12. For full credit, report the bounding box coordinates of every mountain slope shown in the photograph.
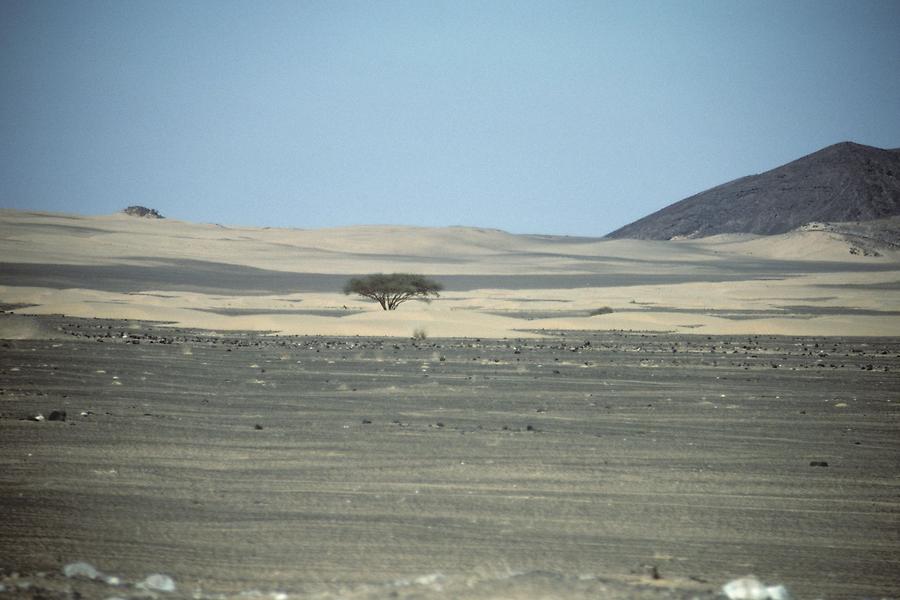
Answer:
[606,142,900,240]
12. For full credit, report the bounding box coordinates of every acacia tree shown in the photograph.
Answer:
[343,273,443,311]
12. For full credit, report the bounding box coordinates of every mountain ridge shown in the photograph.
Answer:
[605,141,900,240]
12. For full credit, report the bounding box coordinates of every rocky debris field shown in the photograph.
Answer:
[1,315,899,599]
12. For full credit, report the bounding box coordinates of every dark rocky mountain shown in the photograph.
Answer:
[605,142,900,240]
[122,205,164,218]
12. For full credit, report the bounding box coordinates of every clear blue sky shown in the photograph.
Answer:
[2,1,899,236]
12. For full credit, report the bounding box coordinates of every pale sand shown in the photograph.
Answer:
[2,209,899,338]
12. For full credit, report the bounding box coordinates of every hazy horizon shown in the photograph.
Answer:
[2,0,899,237]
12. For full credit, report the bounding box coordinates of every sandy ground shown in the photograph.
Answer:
[1,209,899,338]
[1,316,899,599]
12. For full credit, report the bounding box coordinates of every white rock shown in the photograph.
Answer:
[63,562,100,579]
[767,584,792,600]
[722,576,770,600]
[140,573,176,592]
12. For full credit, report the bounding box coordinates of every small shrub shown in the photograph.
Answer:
[588,306,614,316]
[412,327,428,340]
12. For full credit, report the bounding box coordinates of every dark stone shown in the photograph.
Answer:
[645,564,661,580]
[122,205,164,219]
[48,410,66,422]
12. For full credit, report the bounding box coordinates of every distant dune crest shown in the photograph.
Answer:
[606,141,900,240]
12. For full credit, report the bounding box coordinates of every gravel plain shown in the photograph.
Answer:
[1,315,899,599]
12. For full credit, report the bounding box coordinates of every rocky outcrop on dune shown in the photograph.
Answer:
[606,142,900,240]
[122,205,164,218]
[800,216,900,257]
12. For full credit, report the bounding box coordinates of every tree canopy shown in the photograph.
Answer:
[343,273,443,311]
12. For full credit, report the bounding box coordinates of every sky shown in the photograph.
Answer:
[1,1,899,237]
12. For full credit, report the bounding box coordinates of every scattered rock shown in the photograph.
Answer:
[809,461,829,467]
[642,564,661,580]
[723,577,763,599]
[48,410,66,422]
[254,424,264,430]
[139,573,176,592]
[722,575,789,600]
[766,584,792,600]
[62,561,100,579]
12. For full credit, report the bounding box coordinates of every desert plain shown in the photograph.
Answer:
[1,210,900,599]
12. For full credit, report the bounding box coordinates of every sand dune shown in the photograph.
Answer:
[2,209,899,337]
